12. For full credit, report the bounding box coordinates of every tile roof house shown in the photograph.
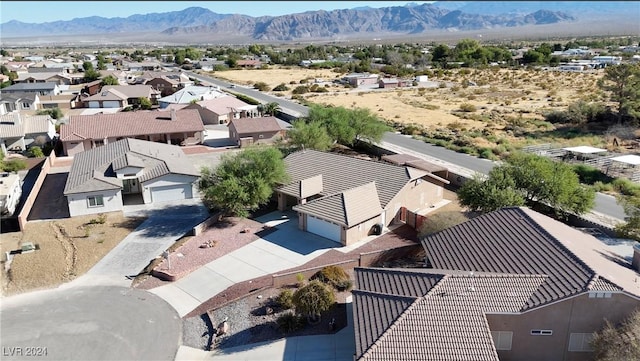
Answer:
[60,109,204,156]
[184,96,259,125]
[0,113,56,153]
[63,138,199,217]
[352,207,640,361]
[82,85,161,109]
[227,116,286,147]
[0,92,40,114]
[158,86,225,109]
[277,150,449,245]
[0,172,22,216]
[1,82,61,96]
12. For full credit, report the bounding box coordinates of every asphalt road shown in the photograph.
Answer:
[1,286,181,361]
[188,71,627,221]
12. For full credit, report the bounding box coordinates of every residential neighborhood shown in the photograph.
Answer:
[1,4,640,361]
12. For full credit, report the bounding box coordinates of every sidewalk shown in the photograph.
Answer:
[175,296,355,361]
[150,211,338,317]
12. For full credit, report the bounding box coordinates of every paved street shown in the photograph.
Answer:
[1,286,181,361]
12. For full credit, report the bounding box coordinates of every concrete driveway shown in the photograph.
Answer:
[1,286,181,361]
[150,211,338,317]
[75,198,210,287]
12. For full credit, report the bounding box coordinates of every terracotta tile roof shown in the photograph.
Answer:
[229,116,283,135]
[293,182,382,227]
[60,109,204,141]
[353,267,547,361]
[64,138,198,195]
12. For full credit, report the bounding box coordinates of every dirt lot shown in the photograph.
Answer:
[205,66,612,149]
[0,212,143,296]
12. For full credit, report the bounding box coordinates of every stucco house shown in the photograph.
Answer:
[158,86,226,109]
[63,138,199,217]
[1,82,60,96]
[0,172,22,216]
[0,113,56,153]
[185,96,259,125]
[352,207,640,361]
[0,93,40,114]
[276,150,449,245]
[227,116,286,147]
[60,109,204,156]
[82,85,160,108]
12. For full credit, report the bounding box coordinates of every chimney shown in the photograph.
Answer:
[632,244,640,272]
[170,108,177,121]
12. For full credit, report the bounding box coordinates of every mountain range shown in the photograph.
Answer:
[1,2,638,43]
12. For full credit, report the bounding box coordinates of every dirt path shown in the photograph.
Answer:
[51,222,78,281]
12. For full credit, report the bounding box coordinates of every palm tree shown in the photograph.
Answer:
[259,102,281,116]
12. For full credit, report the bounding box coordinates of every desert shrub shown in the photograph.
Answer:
[275,289,294,310]
[272,83,289,92]
[314,265,352,291]
[295,273,306,287]
[459,103,477,112]
[292,86,310,95]
[88,213,107,225]
[593,181,614,193]
[277,312,304,333]
[253,82,270,91]
[292,280,336,321]
[401,124,423,136]
[479,148,497,160]
[28,147,44,158]
[438,82,447,88]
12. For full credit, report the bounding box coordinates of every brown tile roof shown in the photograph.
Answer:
[280,150,426,209]
[421,207,640,309]
[60,109,204,142]
[229,116,283,135]
[197,96,257,115]
[293,182,382,227]
[64,138,198,195]
[353,267,547,361]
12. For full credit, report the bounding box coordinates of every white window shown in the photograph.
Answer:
[491,331,513,351]
[531,329,553,336]
[568,333,594,352]
[88,195,104,207]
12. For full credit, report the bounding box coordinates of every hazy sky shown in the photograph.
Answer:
[1,1,435,23]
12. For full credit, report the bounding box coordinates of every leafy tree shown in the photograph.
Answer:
[292,280,335,323]
[616,194,640,241]
[198,147,289,217]
[101,75,119,86]
[305,105,389,146]
[287,120,333,151]
[591,309,640,361]
[458,153,595,215]
[138,97,152,110]
[28,147,44,158]
[597,63,640,122]
[82,61,100,82]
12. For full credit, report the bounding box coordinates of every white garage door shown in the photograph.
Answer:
[150,184,192,203]
[307,216,341,243]
[103,101,121,108]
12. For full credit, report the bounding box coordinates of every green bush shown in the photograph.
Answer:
[592,181,614,193]
[459,103,477,112]
[28,147,44,158]
[612,178,640,197]
[572,164,613,185]
[275,289,294,310]
[277,312,304,333]
[253,82,270,91]
[314,265,352,291]
[1,159,27,172]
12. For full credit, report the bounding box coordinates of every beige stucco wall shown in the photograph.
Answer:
[487,292,640,361]
[385,177,445,225]
[64,139,90,156]
[344,214,383,246]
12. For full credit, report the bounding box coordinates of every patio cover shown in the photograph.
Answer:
[562,146,607,154]
[610,154,640,166]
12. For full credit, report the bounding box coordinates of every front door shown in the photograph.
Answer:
[123,179,141,194]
